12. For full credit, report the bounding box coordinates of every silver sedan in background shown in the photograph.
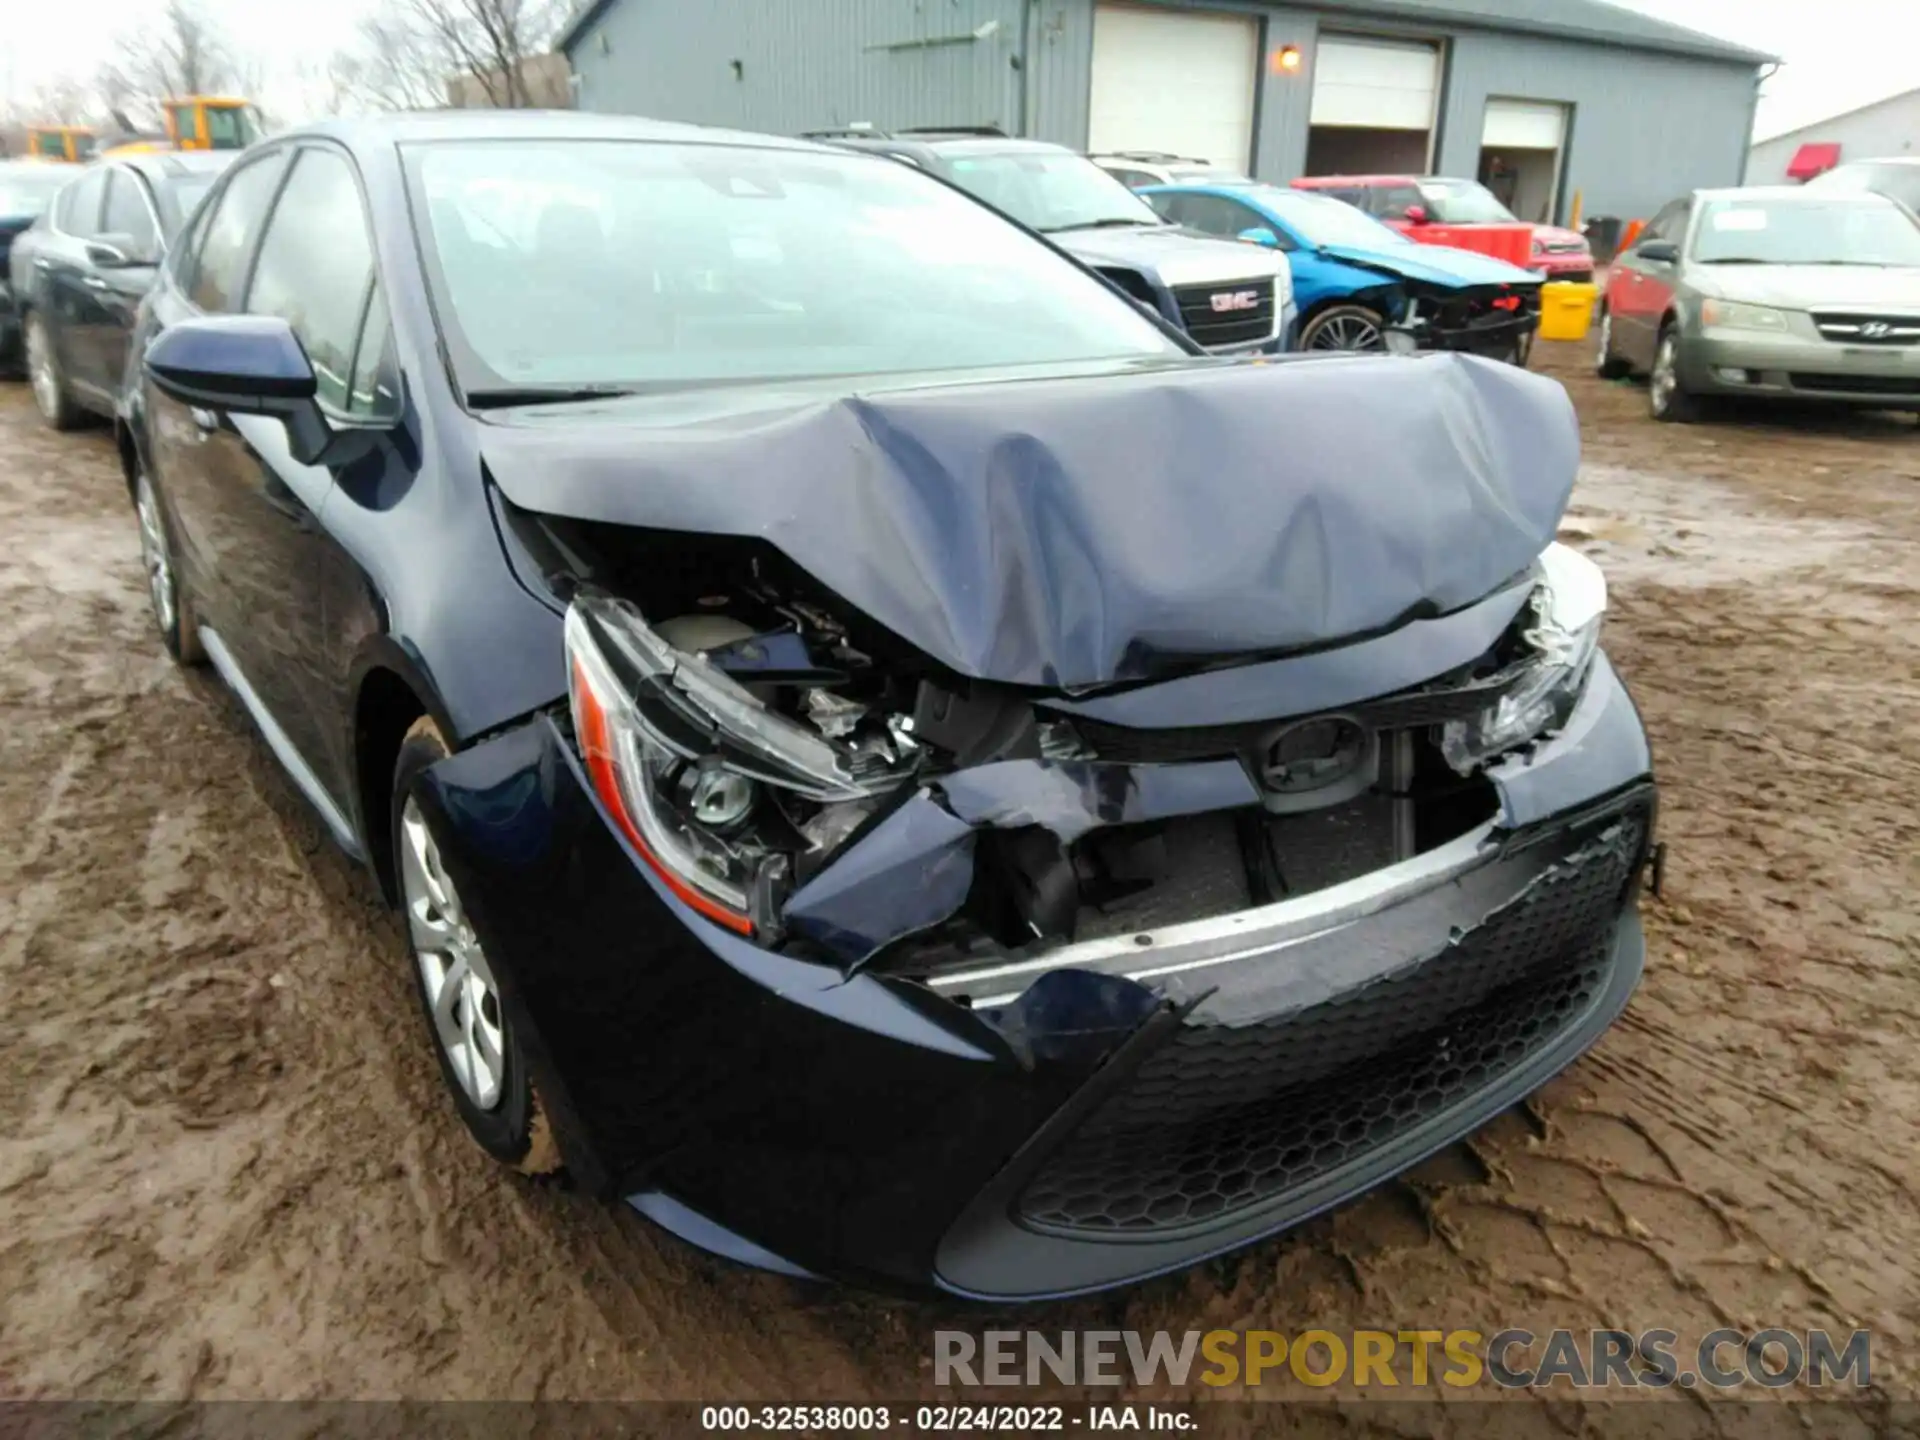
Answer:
[1597,186,1920,423]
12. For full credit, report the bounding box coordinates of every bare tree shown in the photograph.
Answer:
[92,0,247,130]
[330,0,571,112]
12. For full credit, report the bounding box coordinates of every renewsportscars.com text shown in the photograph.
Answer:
[933,1328,1871,1390]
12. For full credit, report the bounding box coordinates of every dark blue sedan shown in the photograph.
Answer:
[1144,181,1545,360]
[119,112,1654,1299]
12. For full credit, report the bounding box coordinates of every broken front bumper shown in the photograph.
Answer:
[413,654,1654,1299]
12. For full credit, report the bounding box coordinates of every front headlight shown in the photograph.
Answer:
[1700,299,1791,333]
[566,594,915,936]
[1440,543,1606,774]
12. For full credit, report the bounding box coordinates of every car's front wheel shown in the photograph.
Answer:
[1300,304,1387,353]
[394,716,562,1176]
[1594,306,1632,379]
[134,465,203,665]
[1649,327,1703,423]
[25,313,81,431]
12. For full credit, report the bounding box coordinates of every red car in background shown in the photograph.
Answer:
[1292,175,1594,282]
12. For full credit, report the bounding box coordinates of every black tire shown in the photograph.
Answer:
[134,462,205,666]
[1594,304,1632,380]
[393,716,562,1176]
[1649,326,1704,423]
[1300,304,1388,353]
[24,312,82,432]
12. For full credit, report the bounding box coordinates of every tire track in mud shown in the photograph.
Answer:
[0,352,1915,1410]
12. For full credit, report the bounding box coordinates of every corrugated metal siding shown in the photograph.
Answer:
[566,0,1758,223]
[570,0,1025,134]
[1436,30,1757,221]
[1747,91,1920,185]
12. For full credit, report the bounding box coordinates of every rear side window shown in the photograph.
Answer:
[188,151,291,313]
[244,147,377,412]
[1375,184,1423,219]
[102,171,159,257]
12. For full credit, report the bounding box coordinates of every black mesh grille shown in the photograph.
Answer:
[1015,812,1643,1235]
[1173,279,1276,349]
[1790,373,1920,397]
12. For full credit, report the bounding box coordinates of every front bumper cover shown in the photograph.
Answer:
[414,654,1654,1297]
[1683,328,1920,404]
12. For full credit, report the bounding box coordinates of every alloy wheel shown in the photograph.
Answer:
[1651,335,1677,416]
[400,797,506,1111]
[1307,313,1384,352]
[134,472,177,638]
[26,319,59,421]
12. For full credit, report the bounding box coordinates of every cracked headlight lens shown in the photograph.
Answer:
[1440,543,1606,774]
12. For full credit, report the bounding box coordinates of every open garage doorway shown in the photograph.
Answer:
[1478,99,1570,224]
[1305,35,1440,176]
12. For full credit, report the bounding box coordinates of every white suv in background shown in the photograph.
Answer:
[1090,151,1250,190]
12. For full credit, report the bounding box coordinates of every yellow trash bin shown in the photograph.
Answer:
[1537,281,1598,342]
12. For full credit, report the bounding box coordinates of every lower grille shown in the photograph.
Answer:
[1015,811,1644,1235]
[1812,314,1920,346]
[1174,279,1276,349]
[1790,372,1920,397]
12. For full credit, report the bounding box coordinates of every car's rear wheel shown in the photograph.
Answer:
[25,313,81,432]
[1301,304,1387,353]
[1594,306,1632,379]
[394,716,561,1176]
[135,465,203,665]
[1649,327,1702,423]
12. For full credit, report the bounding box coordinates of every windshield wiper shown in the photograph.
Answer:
[1040,217,1159,232]
[466,384,637,410]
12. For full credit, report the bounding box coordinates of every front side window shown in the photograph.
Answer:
[940,149,1163,233]
[407,140,1183,397]
[188,151,291,313]
[1691,197,1920,266]
[245,147,376,410]
[102,171,160,257]
[1375,184,1425,219]
[348,283,399,419]
[58,169,109,237]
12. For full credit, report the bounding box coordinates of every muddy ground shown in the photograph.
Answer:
[1,343,1916,1419]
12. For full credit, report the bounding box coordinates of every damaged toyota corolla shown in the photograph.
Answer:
[122,112,1656,1300]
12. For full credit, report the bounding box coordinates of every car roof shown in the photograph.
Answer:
[111,150,235,183]
[1831,156,1920,168]
[282,109,842,157]
[1694,184,1899,203]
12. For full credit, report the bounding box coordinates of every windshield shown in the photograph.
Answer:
[942,149,1163,233]
[1255,190,1409,250]
[1692,197,1920,266]
[407,140,1183,395]
[1419,180,1518,224]
[0,166,71,219]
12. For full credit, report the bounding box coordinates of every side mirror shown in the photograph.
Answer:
[86,233,154,268]
[144,315,335,465]
[1636,239,1679,264]
[1403,204,1431,225]
[1237,226,1281,248]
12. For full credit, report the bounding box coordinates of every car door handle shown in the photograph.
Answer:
[83,276,109,291]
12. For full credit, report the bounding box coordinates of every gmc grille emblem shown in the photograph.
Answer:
[1860,321,1892,339]
[1211,289,1260,313]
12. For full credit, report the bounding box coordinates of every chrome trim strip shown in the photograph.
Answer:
[199,626,365,861]
[925,820,1499,1007]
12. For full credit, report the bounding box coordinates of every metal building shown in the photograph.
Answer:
[558,0,1771,224]
[1746,87,1920,186]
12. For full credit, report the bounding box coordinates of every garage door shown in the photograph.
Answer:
[1483,99,1566,150]
[1309,36,1440,131]
[1088,3,1258,170]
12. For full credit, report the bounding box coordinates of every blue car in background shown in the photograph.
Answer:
[1144,182,1543,362]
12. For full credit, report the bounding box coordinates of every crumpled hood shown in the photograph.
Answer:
[481,353,1577,690]
[1320,241,1540,288]
[1051,223,1290,289]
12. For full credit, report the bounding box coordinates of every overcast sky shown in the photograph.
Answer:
[0,0,1906,141]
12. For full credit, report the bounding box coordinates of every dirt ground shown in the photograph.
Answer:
[1,342,1916,1417]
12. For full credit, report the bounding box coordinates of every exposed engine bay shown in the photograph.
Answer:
[508,507,1608,976]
